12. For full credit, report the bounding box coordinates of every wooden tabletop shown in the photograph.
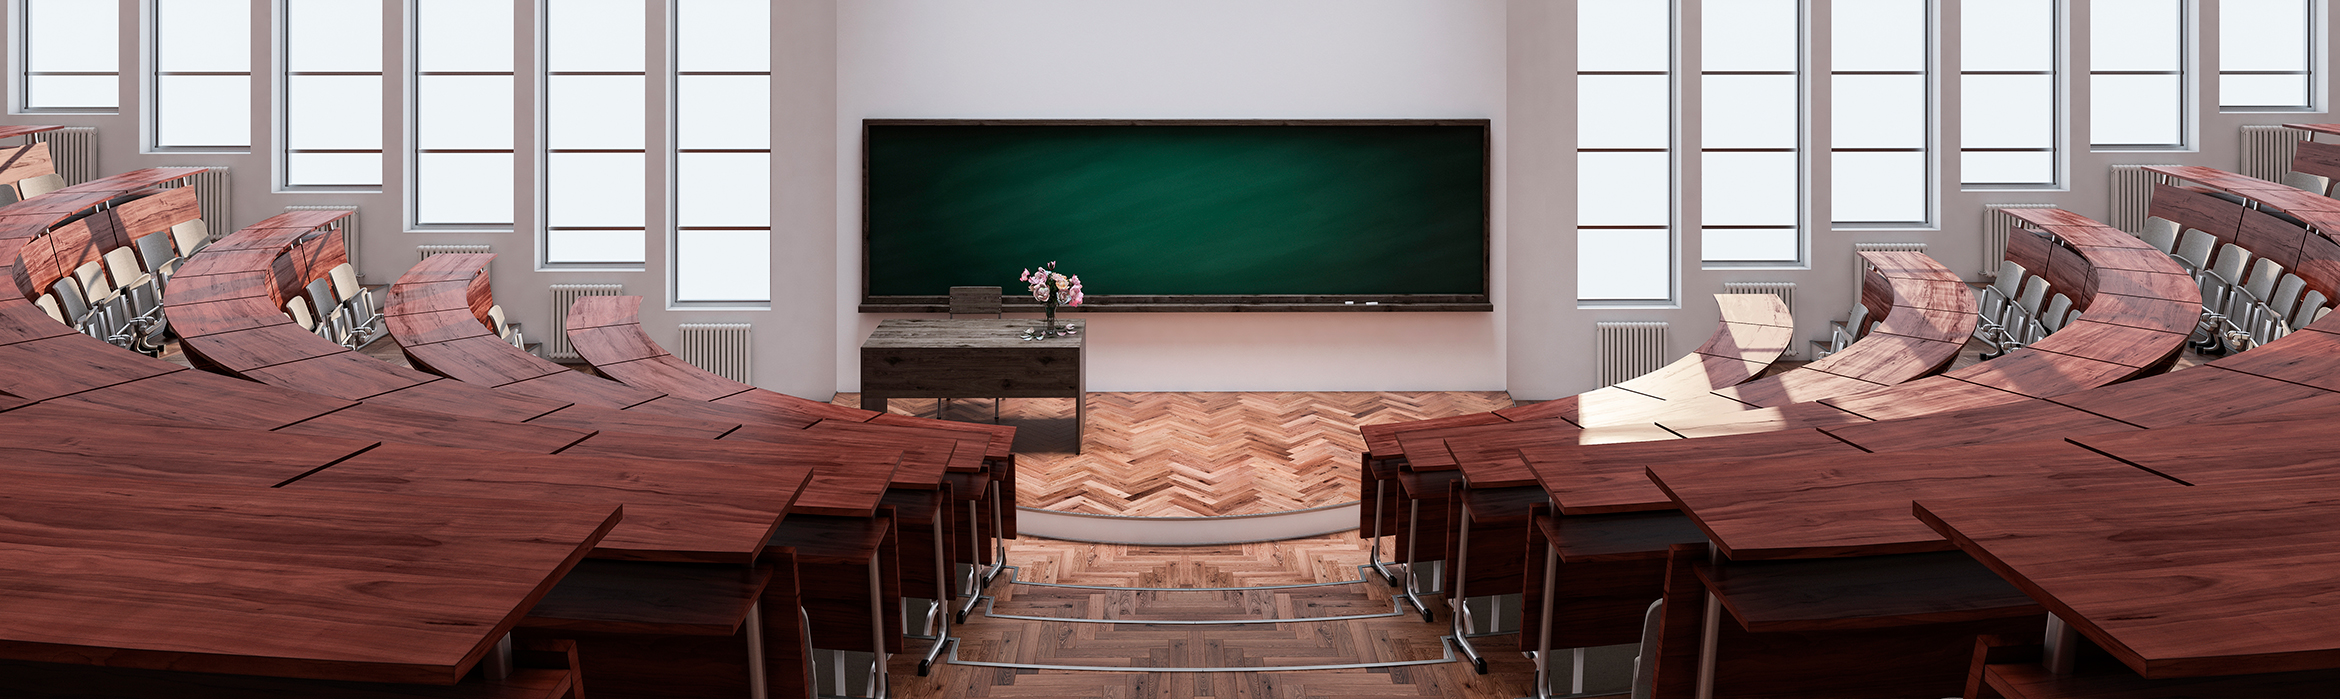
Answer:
[1526,429,1862,515]
[0,125,65,140]
[0,469,617,685]
[2285,123,2340,137]
[1916,481,2340,679]
[864,318,1085,349]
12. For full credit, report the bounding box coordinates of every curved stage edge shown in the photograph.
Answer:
[1016,501,1361,545]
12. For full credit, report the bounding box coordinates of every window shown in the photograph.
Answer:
[412,0,513,227]
[2090,0,2185,148]
[673,0,770,302]
[2220,0,2314,110]
[1702,0,1800,264]
[151,0,249,149]
[1577,0,1673,302]
[543,0,646,265]
[1832,0,1930,226]
[1961,0,2059,186]
[283,0,381,187]
[18,0,117,111]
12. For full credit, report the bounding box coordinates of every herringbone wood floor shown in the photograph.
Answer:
[886,531,1540,699]
[832,391,1514,517]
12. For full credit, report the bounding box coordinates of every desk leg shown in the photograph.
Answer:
[744,602,768,699]
[2043,613,2078,676]
[868,556,890,699]
[1074,392,1085,455]
[1532,544,1558,699]
[918,513,950,676]
[483,632,514,681]
[1695,592,1721,699]
[1450,505,1487,674]
[861,393,889,414]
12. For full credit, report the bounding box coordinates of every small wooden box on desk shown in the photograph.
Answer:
[861,318,1084,452]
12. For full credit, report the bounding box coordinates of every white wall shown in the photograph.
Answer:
[836,0,1510,392]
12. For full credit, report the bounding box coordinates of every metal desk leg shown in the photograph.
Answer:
[1694,592,1721,699]
[2044,613,2078,676]
[918,514,951,676]
[868,556,890,699]
[1399,494,1435,621]
[1365,477,1402,586]
[744,602,768,699]
[1532,544,1558,699]
[481,632,513,681]
[1450,505,1487,673]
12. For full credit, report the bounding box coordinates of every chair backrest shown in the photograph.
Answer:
[32,293,65,324]
[2015,275,2051,314]
[487,304,509,335]
[2293,290,2329,330]
[1846,302,1871,338]
[2137,216,2181,253]
[328,263,363,302]
[133,231,177,274]
[1992,261,2026,299]
[2042,293,2074,332]
[305,278,338,318]
[2172,229,2218,272]
[948,285,1003,318]
[2269,274,2310,321]
[1630,599,1663,699]
[2243,258,2285,301]
[51,282,88,321]
[16,173,64,198]
[2208,243,2253,285]
[2283,170,2333,197]
[170,219,211,257]
[73,260,112,299]
[285,296,316,330]
[102,247,146,288]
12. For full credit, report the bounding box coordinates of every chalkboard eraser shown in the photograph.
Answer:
[1365,301,1379,305]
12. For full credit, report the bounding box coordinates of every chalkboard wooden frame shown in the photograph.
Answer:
[858,119,1492,313]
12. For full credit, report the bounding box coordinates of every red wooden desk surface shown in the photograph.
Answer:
[1916,481,2340,679]
[1525,429,1862,515]
[0,469,616,685]
[1650,440,2180,560]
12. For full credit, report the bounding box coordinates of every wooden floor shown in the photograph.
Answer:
[833,391,1515,517]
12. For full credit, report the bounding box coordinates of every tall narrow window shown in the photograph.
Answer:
[1961,0,2059,186]
[152,0,249,149]
[20,0,117,111]
[1701,0,1801,264]
[2090,0,2185,148]
[1833,0,1930,225]
[674,0,770,302]
[284,0,382,187]
[543,0,646,265]
[413,0,513,226]
[1577,0,1673,302]
[2220,0,2314,110]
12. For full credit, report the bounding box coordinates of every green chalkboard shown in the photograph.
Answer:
[862,120,1488,311]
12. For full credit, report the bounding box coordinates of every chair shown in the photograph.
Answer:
[2291,290,2329,331]
[2038,293,2074,338]
[2284,170,2333,197]
[487,304,523,348]
[2136,216,2181,253]
[104,247,157,320]
[51,281,92,334]
[285,296,322,337]
[16,173,64,199]
[305,278,347,345]
[2229,259,2286,342]
[328,263,378,345]
[1629,599,1662,699]
[72,260,128,343]
[1975,262,2026,342]
[1830,303,1871,354]
[33,292,66,324]
[2195,244,2254,348]
[170,219,211,258]
[2170,229,2217,276]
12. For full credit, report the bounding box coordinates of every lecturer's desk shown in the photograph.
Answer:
[862,318,1085,452]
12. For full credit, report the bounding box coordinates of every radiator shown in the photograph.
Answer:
[284,205,359,280]
[418,244,491,260]
[160,167,232,238]
[547,283,624,361]
[677,323,753,385]
[1852,242,1929,306]
[27,126,97,184]
[2240,124,2314,182]
[1721,282,1797,358]
[1595,321,1668,387]
[2106,164,2178,234]
[1978,204,2056,278]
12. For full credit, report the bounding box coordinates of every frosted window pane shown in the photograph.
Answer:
[1702,75,1798,149]
[1833,75,1925,149]
[1578,152,1670,227]
[287,76,382,150]
[156,76,249,147]
[548,0,645,72]
[1961,75,2054,148]
[678,154,770,228]
[1833,152,1927,223]
[677,230,772,301]
[678,0,771,72]
[156,0,248,72]
[288,154,383,187]
[1834,0,1925,72]
[547,153,644,227]
[1703,0,1797,71]
[416,76,514,150]
[288,0,382,72]
[25,0,116,72]
[1578,230,1670,300]
[1701,152,1797,226]
[1577,75,1670,149]
[2221,74,2310,108]
[1701,228,1798,263]
[547,230,645,264]
[2090,75,2182,146]
[25,77,116,110]
[1580,0,1671,72]
[417,0,513,72]
[2222,0,2309,71]
[1963,151,2055,185]
[1963,0,2053,72]
[548,76,645,150]
[416,153,513,224]
[2090,0,2180,71]
[678,77,771,149]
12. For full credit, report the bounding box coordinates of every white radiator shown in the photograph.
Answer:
[1852,242,1929,306]
[1979,204,2056,278]
[160,167,232,238]
[2240,124,2314,182]
[27,126,97,184]
[2106,164,2178,234]
[1721,282,1797,358]
[547,283,624,361]
[417,244,491,260]
[284,205,359,280]
[678,323,753,385]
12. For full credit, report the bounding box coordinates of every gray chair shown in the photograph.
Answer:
[2170,229,2217,276]
[15,173,64,199]
[2283,170,2333,197]
[327,263,378,346]
[305,277,347,345]
[2136,216,2181,253]
[2291,290,2329,332]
